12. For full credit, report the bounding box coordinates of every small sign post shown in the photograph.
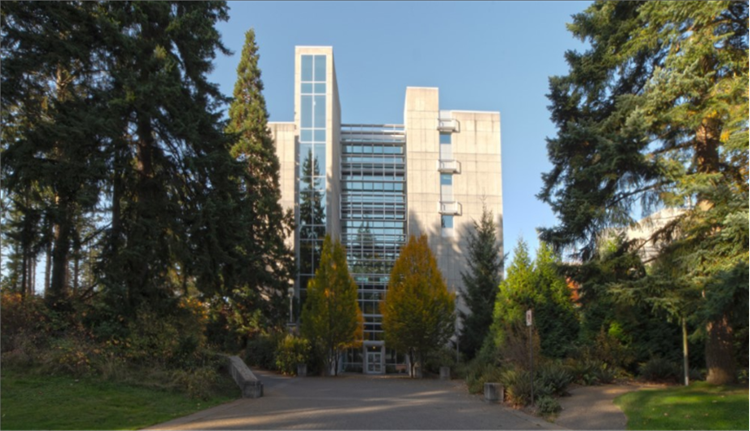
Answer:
[526,309,534,406]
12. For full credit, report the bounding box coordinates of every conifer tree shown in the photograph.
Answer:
[532,243,579,358]
[490,240,579,363]
[223,28,295,329]
[301,235,363,376]
[1,1,111,306]
[490,239,537,354]
[382,235,455,377]
[458,205,504,359]
[539,0,748,384]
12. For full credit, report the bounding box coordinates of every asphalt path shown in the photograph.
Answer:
[148,370,563,430]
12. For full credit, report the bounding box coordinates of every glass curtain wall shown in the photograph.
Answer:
[298,55,327,299]
[340,124,407,372]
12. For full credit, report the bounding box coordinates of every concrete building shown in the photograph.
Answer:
[270,46,503,374]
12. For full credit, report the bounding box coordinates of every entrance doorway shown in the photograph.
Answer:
[364,344,384,374]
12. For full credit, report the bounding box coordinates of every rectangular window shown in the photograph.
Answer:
[441,173,453,201]
[440,133,452,160]
[313,95,326,128]
[299,144,312,178]
[301,55,313,82]
[314,129,326,143]
[314,144,326,175]
[301,95,313,128]
[441,215,454,229]
[314,55,326,81]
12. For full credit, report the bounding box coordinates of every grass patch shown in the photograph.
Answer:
[614,381,749,430]
[1,367,238,430]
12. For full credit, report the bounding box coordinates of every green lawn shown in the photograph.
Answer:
[614,381,749,430]
[0,368,237,430]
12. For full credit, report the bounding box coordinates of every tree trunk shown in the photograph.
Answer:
[49,197,71,307]
[44,241,52,296]
[696,117,736,385]
[29,256,36,296]
[73,253,80,292]
[705,315,736,385]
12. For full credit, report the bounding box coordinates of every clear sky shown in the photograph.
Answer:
[209,1,591,264]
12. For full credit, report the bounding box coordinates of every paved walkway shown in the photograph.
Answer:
[554,383,641,430]
[149,370,563,430]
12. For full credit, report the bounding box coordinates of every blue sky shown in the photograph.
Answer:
[209,1,591,264]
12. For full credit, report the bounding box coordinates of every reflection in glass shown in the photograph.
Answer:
[314,55,326,81]
[314,129,326,142]
[314,95,326,128]
[301,55,313,81]
[301,95,313,128]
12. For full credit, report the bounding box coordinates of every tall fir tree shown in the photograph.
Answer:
[458,205,504,359]
[300,235,363,376]
[96,1,240,319]
[223,28,295,331]
[1,1,110,306]
[382,235,455,377]
[539,0,748,384]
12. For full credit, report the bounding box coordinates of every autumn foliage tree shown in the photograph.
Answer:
[300,235,363,376]
[382,235,455,377]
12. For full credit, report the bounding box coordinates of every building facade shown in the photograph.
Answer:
[269,46,503,374]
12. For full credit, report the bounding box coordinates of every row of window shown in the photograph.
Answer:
[343,174,404,182]
[343,182,404,192]
[341,154,406,165]
[343,145,403,155]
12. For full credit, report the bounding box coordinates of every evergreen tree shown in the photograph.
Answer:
[97,1,237,318]
[490,239,579,363]
[458,205,504,359]
[490,239,537,356]
[539,0,748,384]
[382,235,455,377]
[532,243,579,359]
[300,235,363,376]
[2,1,110,306]
[223,29,295,331]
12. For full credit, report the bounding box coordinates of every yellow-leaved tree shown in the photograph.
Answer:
[382,235,455,377]
[301,235,363,376]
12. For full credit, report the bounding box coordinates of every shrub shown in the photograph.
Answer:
[39,333,101,377]
[536,395,562,415]
[595,362,617,384]
[275,335,310,375]
[639,356,680,382]
[499,366,552,406]
[565,358,618,385]
[536,360,574,396]
[245,332,282,370]
[170,366,220,400]
[425,346,459,374]
[465,358,505,394]
[1,293,52,355]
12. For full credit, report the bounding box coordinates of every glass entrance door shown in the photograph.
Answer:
[365,346,384,374]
